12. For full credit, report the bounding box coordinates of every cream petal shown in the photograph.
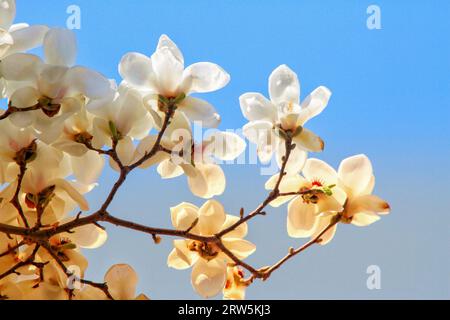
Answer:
[222,238,256,259]
[302,158,338,185]
[203,131,246,161]
[9,25,49,54]
[64,222,107,249]
[346,194,390,217]
[242,120,275,163]
[191,258,227,298]
[182,62,230,94]
[118,52,156,90]
[0,53,42,81]
[9,86,39,108]
[115,136,136,167]
[312,215,337,245]
[338,154,373,196]
[198,199,226,235]
[351,212,381,227]
[0,0,15,30]
[276,142,308,175]
[239,92,277,122]
[157,159,184,179]
[187,164,225,199]
[178,96,221,128]
[52,178,89,211]
[293,127,324,152]
[269,64,300,104]
[220,215,248,239]
[71,150,105,185]
[64,66,113,99]
[167,239,198,270]
[104,264,138,300]
[265,174,304,207]
[297,86,332,125]
[287,197,319,238]
[170,202,199,231]
[43,28,77,67]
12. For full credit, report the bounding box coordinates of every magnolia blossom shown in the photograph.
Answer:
[0,0,48,60]
[276,155,390,244]
[0,29,112,142]
[119,34,229,128]
[223,266,247,300]
[167,200,256,298]
[241,64,331,174]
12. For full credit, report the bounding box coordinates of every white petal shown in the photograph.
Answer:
[191,258,227,298]
[293,127,324,152]
[118,52,156,90]
[220,215,248,239]
[115,136,136,167]
[242,120,275,163]
[170,202,199,231]
[183,62,230,94]
[9,25,49,54]
[9,86,39,108]
[338,154,373,196]
[0,0,15,30]
[269,64,300,104]
[312,215,337,245]
[104,264,138,300]
[347,194,390,217]
[239,92,277,122]
[178,96,221,128]
[303,158,338,185]
[0,53,42,81]
[265,174,304,207]
[151,44,184,96]
[64,66,113,99]
[43,28,77,67]
[297,86,332,125]
[71,150,105,185]
[351,212,381,227]
[203,131,246,161]
[198,199,226,235]
[187,164,225,199]
[287,197,319,238]
[157,34,184,65]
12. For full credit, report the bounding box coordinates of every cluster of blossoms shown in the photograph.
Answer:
[0,0,389,300]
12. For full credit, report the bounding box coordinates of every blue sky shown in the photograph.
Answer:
[16,0,450,299]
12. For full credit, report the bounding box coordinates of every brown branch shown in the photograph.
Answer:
[0,244,40,281]
[0,240,25,258]
[10,163,29,228]
[0,103,42,121]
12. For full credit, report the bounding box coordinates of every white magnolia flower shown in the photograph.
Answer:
[88,84,153,150]
[282,155,390,245]
[241,64,331,174]
[0,0,48,60]
[119,34,229,128]
[223,266,247,300]
[167,200,256,298]
[0,29,113,142]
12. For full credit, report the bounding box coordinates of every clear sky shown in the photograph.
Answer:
[16,0,450,299]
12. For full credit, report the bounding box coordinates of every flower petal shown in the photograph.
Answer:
[168,239,198,270]
[151,43,184,96]
[64,223,107,249]
[222,238,256,259]
[293,127,324,152]
[53,178,89,211]
[0,53,42,81]
[64,66,113,99]
[183,62,230,93]
[198,199,226,235]
[265,173,304,207]
[203,131,246,161]
[287,197,319,238]
[104,264,138,300]
[338,154,373,196]
[43,28,77,67]
[9,25,49,54]
[220,215,248,239]
[71,150,105,185]
[119,52,156,90]
[269,64,300,104]
[170,202,199,230]
[297,86,332,125]
[187,164,225,199]
[157,159,184,179]
[0,0,15,30]
[312,215,337,245]
[242,120,275,163]
[178,96,221,128]
[239,92,277,122]
[191,258,227,298]
[302,158,338,185]
[276,142,308,175]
